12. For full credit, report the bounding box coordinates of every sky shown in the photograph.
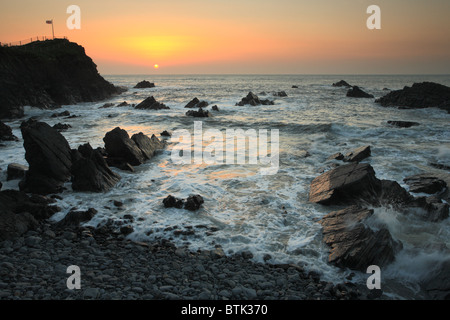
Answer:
[1,0,449,75]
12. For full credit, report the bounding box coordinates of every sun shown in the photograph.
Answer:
[154,64,159,69]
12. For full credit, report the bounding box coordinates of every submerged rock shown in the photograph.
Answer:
[273,91,288,97]
[186,108,211,117]
[133,80,155,89]
[375,82,450,113]
[52,123,72,132]
[135,96,169,110]
[346,86,374,98]
[319,206,402,271]
[19,119,72,195]
[211,105,219,111]
[387,121,420,128]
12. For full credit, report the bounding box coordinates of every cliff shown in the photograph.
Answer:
[0,39,123,119]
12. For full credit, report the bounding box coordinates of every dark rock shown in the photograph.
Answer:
[319,206,401,271]
[135,96,169,110]
[133,80,155,89]
[333,80,352,88]
[236,92,274,106]
[184,195,204,211]
[0,190,60,240]
[160,130,171,137]
[429,163,450,171]
[343,145,371,162]
[51,111,71,118]
[273,91,288,97]
[186,108,211,117]
[422,196,449,222]
[103,127,146,166]
[99,103,115,109]
[105,158,135,172]
[120,225,134,235]
[55,208,97,228]
[422,260,450,299]
[52,123,72,131]
[163,195,184,209]
[0,39,121,120]
[0,181,2,191]
[327,152,344,161]
[211,105,219,111]
[185,97,209,109]
[0,121,18,141]
[404,174,447,194]
[375,82,450,113]
[346,86,374,98]
[71,143,121,192]
[19,119,72,195]
[387,121,420,128]
[113,200,123,207]
[6,163,28,181]
[309,163,382,206]
[131,132,164,160]
[117,101,129,107]
[292,85,299,88]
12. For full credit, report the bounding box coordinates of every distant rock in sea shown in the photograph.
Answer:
[332,80,352,88]
[346,86,374,98]
[134,80,155,89]
[0,39,124,119]
[236,92,274,106]
[186,108,211,117]
[375,82,450,113]
[387,121,420,128]
[185,97,209,109]
[135,96,170,110]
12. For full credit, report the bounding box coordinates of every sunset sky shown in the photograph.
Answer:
[1,0,449,74]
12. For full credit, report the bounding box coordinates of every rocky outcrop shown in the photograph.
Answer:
[131,132,165,160]
[333,80,352,88]
[55,208,97,228]
[319,206,402,271]
[0,190,60,241]
[103,127,165,168]
[346,86,374,98]
[343,145,371,162]
[71,143,120,192]
[0,39,123,119]
[19,119,72,195]
[135,96,170,110]
[387,121,420,128]
[186,108,211,117]
[375,82,450,113]
[53,123,72,132]
[273,91,287,97]
[0,121,18,141]
[163,194,204,211]
[309,163,382,206]
[404,174,447,195]
[185,97,209,109]
[421,260,450,299]
[133,80,155,89]
[211,105,219,111]
[236,92,274,106]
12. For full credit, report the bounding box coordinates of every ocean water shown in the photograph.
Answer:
[1,74,450,299]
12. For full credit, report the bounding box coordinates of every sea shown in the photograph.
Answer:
[1,74,450,299]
